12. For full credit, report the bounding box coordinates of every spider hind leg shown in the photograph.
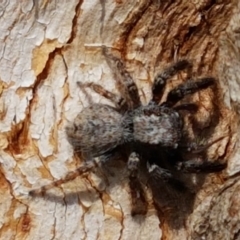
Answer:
[77,82,128,112]
[29,160,98,196]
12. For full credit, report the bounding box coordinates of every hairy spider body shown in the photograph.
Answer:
[132,105,183,146]
[30,48,226,215]
[66,104,183,157]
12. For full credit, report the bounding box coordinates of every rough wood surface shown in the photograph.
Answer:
[0,0,239,240]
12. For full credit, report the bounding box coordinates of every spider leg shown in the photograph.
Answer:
[177,135,227,173]
[174,103,198,113]
[163,77,215,107]
[77,82,128,112]
[128,152,147,215]
[147,163,187,192]
[102,46,141,109]
[179,135,227,154]
[177,158,227,173]
[29,160,98,196]
[151,60,192,103]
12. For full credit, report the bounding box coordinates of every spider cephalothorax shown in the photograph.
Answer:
[30,48,226,215]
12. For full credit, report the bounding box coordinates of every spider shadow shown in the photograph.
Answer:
[147,151,197,229]
[143,147,213,229]
[99,144,218,229]
[152,102,223,229]
[30,189,96,206]
[189,82,222,145]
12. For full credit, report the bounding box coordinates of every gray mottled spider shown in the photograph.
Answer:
[30,47,226,214]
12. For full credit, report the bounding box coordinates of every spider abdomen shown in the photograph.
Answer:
[66,104,128,157]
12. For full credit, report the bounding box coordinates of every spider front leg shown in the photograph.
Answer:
[151,60,192,104]
[163,77,215,107]
[29,160,98,196]
[177,157,227,173]
[128,152,147,215]
[77,82,128,112]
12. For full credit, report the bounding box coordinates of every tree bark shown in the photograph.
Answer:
[0,0,239,239]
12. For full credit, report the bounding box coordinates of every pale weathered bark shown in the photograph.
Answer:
[0,0,239,239]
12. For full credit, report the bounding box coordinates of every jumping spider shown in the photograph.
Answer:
[30,48,226,215]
